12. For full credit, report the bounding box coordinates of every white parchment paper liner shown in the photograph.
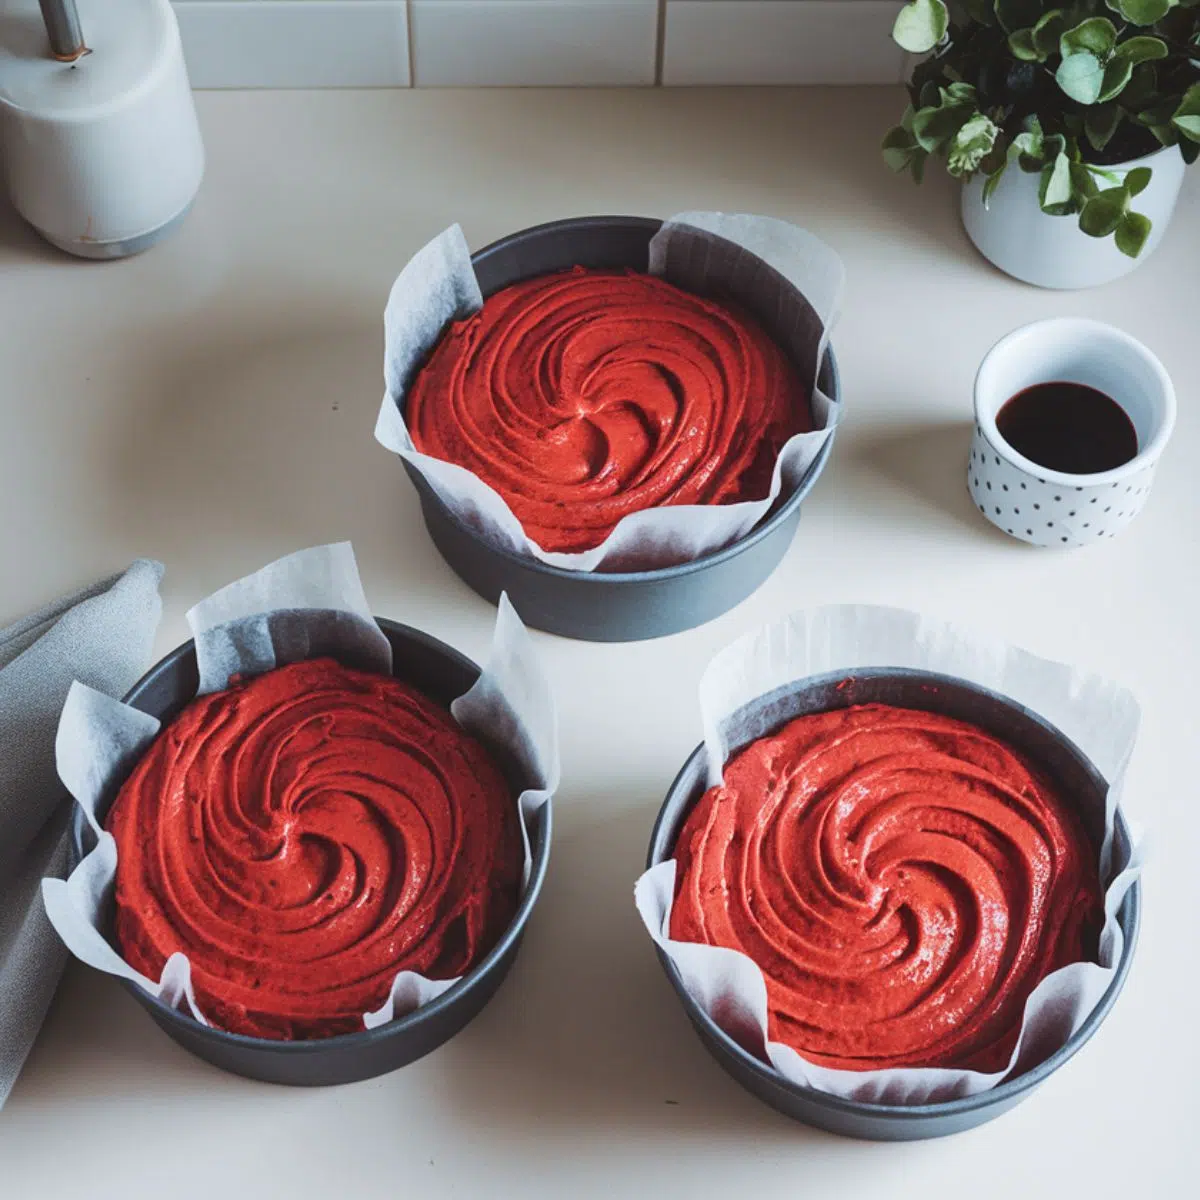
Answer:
[42,543,559,1034]
[375,212,844,573]
[635,604,1142,1105]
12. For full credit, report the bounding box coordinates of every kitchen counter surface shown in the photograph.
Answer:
[0,86,1195,1199]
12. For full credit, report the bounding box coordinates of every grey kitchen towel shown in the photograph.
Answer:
[0,560,163,1108]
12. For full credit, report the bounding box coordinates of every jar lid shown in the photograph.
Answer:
[0,0,176,117]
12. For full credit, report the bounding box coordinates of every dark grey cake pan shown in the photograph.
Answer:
[69,618,552,1087]
[647,668,1140,1140]
[401,215,840,642]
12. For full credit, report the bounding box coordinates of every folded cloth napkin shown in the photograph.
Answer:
[0,561,163,1109]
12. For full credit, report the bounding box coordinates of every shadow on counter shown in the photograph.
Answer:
[837,417,1016,546]
[422,793,831,1148]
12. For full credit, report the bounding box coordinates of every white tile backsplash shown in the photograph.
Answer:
[174,1,411,89]
[663,1,906,86]
[410,1,658,87]
[172,1,905,90]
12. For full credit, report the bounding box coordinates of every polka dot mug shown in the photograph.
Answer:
[969,318,1175,547]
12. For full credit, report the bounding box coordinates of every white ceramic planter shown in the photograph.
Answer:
[961,144,1186,289]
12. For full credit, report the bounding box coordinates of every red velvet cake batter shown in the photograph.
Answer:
[670,704,1102,1072]
[406,268,811,553]
[106,659,521,1040]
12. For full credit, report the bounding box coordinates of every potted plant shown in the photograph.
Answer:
[885,0,1199,287]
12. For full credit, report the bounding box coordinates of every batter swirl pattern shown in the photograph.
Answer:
[670,704,1102,1071]
[107,659,521,1040]
[406,268,810,553]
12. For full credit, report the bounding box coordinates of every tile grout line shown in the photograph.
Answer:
[655,0,667,87]
[173,0,907,91]
[405,0,417,87]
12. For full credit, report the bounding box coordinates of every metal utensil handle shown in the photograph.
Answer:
[39,0,88,61]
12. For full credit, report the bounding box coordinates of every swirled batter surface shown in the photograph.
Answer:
[406,268,811,553]
[670,704,1102,1071]
[107,659,521,1040]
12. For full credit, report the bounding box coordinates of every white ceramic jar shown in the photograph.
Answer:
[0,0,204,258]
[969,318,1175,548]
[961,145,1186,290]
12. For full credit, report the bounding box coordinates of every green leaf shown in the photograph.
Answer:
[1173,84,1200,145]
[882,126,918,171]
[1122,63,1159,108]
[996,0,1046,34]
[893,0,949,54]
[1137,100,1179,128]
[1124,166,1152,195]
[948,113,1001,175]
[945,82,978,103]
[1098,57,1134,103]
[911,150,928,183]
[1056,52,1105,104]
[1061,18,1117,58]
[979,136,1010,177]
[1039,152,1074,211]
[1015,139,1044,169]
[1183,140,1200,165]
[1070,161,1100,199]
[1113,36,1168,65]
[1079,186,1130,237]
[1173,119,1200,144]
[1032,10,1068,57]
[982,162,1008,208]
[1085,103,1122,151]
[1115,211,1151,257]
[1012,117,1046,171]
[1016,127,1062,171]
[1008,29,1042,60]
[911,101,975,152]
[1115,0,1170,22]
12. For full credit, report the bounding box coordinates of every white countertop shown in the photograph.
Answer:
[0,87,1195,1199]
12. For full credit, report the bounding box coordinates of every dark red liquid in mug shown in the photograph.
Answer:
[996,382,1139,475]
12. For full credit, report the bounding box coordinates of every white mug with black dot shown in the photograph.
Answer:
[969,318,1175,547]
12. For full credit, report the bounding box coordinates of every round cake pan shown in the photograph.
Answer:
[70,618,553,1087]
[646,669,1140,1140]
[401,215,840,642]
